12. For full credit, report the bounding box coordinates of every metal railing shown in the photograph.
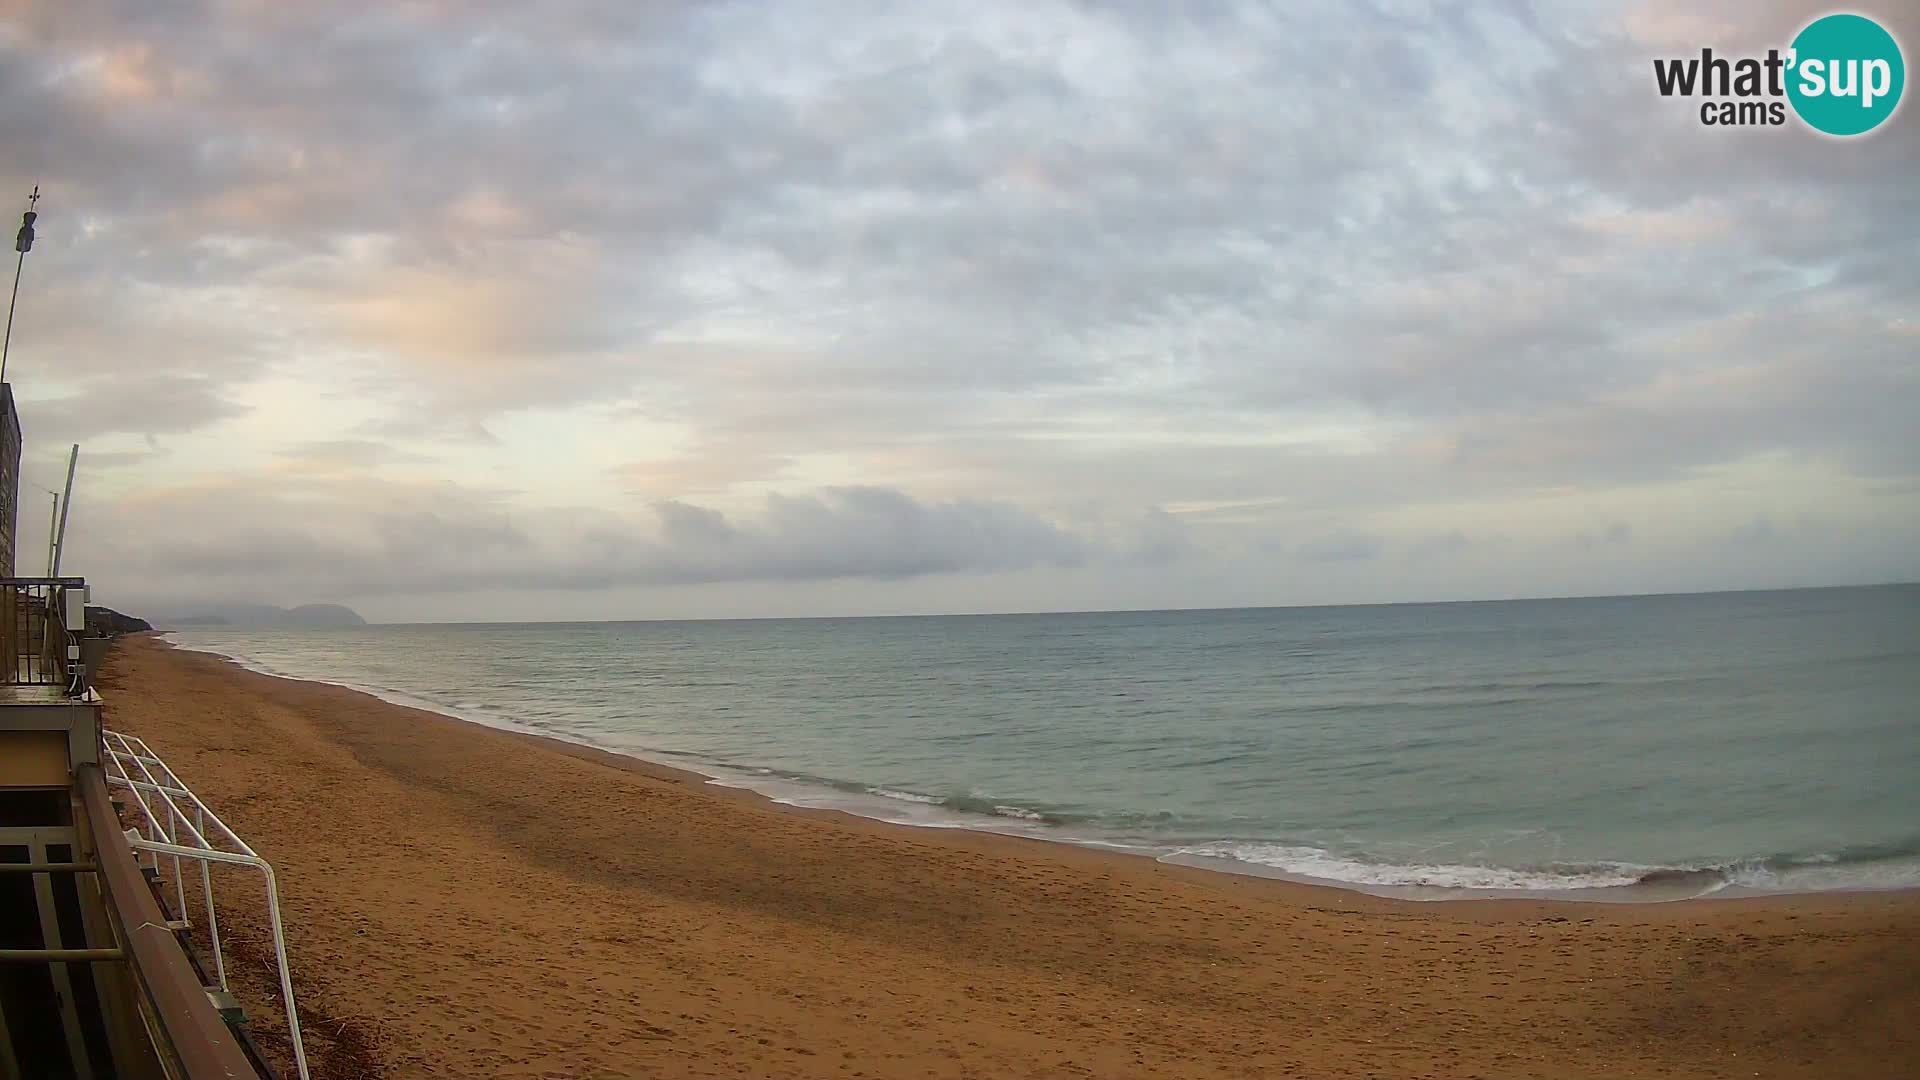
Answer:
[76,766,262,1080]
[0,575,85,688]
[102,728,310,1080]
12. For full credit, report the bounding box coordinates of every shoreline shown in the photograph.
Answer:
[149,633,1438,914]
[159,629,1915,906]
[98,633,1920,1078]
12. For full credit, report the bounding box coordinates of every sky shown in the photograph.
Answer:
[0,0,1915,622]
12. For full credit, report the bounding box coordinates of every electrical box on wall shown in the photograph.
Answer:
[64,583,87,630]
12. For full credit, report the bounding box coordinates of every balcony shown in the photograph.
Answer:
[0,577,94,700]
[0,575,280,1078]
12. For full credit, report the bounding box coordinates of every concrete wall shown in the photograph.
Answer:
[0,729,68,785]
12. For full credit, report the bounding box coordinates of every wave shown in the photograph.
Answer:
[868,787,942,805]
[1168,841,1920,899]
[1171,842,1654,891]
[866,786,1061,824]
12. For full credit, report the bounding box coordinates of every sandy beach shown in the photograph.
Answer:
[95,634,1919,1079]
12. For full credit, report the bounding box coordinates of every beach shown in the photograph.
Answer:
[97,634,1920,1079]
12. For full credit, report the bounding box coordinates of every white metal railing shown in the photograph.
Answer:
[101,729,310,1080]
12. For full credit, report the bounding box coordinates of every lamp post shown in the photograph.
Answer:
[1,185,41,387]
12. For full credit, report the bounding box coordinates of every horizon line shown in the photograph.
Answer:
[143,580,1919,629]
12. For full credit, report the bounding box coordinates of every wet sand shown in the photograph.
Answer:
[97,634,1920,1079]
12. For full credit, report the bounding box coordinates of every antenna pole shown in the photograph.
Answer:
[0,251,22,385]
[51,444,76,576]
[45,493,57,576]
[1,186,41,387]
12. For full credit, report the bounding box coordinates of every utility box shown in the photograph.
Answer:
[78,637,110,693]
[64,584,87,631]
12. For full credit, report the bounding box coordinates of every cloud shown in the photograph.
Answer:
[274,440,432,470]
[1730,515,1778,545]
[25,373,246,441]
[1576,523,1634,549]
[1410,530,1474,557]
[635,487,1092,585]
[1296,532,1384,564]
[66,477,1097,604]
[0,0,1914,616]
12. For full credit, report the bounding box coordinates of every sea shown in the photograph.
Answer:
[165,585,1920,902]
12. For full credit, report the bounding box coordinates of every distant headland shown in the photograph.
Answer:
[153,603,368,628]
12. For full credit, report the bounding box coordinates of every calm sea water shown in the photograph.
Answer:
[167,586,1920,901]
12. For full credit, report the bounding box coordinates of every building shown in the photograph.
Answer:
[0,383,291,1078]
[0,384,19,576]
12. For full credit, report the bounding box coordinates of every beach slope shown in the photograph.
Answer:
[98,635,1919,1079]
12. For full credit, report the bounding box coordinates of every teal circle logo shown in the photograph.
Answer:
[1787,14,1905,136]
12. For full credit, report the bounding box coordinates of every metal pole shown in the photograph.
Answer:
[167,801,187,926]
[0,249,23,385]
[258,860,310,1080]
[1,185,40,387]
[197,803,227,990]
[45,492,57,576]
[51,444,76,575]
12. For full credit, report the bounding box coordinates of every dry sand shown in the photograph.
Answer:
[96,634,1919,1079]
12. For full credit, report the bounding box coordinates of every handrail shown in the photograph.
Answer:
[0,948,126,963]
[103,729,310,1080]
[76,764,260,1080]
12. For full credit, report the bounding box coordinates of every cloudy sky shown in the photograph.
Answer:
[0,0,1914,622]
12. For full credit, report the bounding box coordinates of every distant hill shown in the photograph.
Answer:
[85,606,153,636]
[284,604,367,627]
[153,603,368,628]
